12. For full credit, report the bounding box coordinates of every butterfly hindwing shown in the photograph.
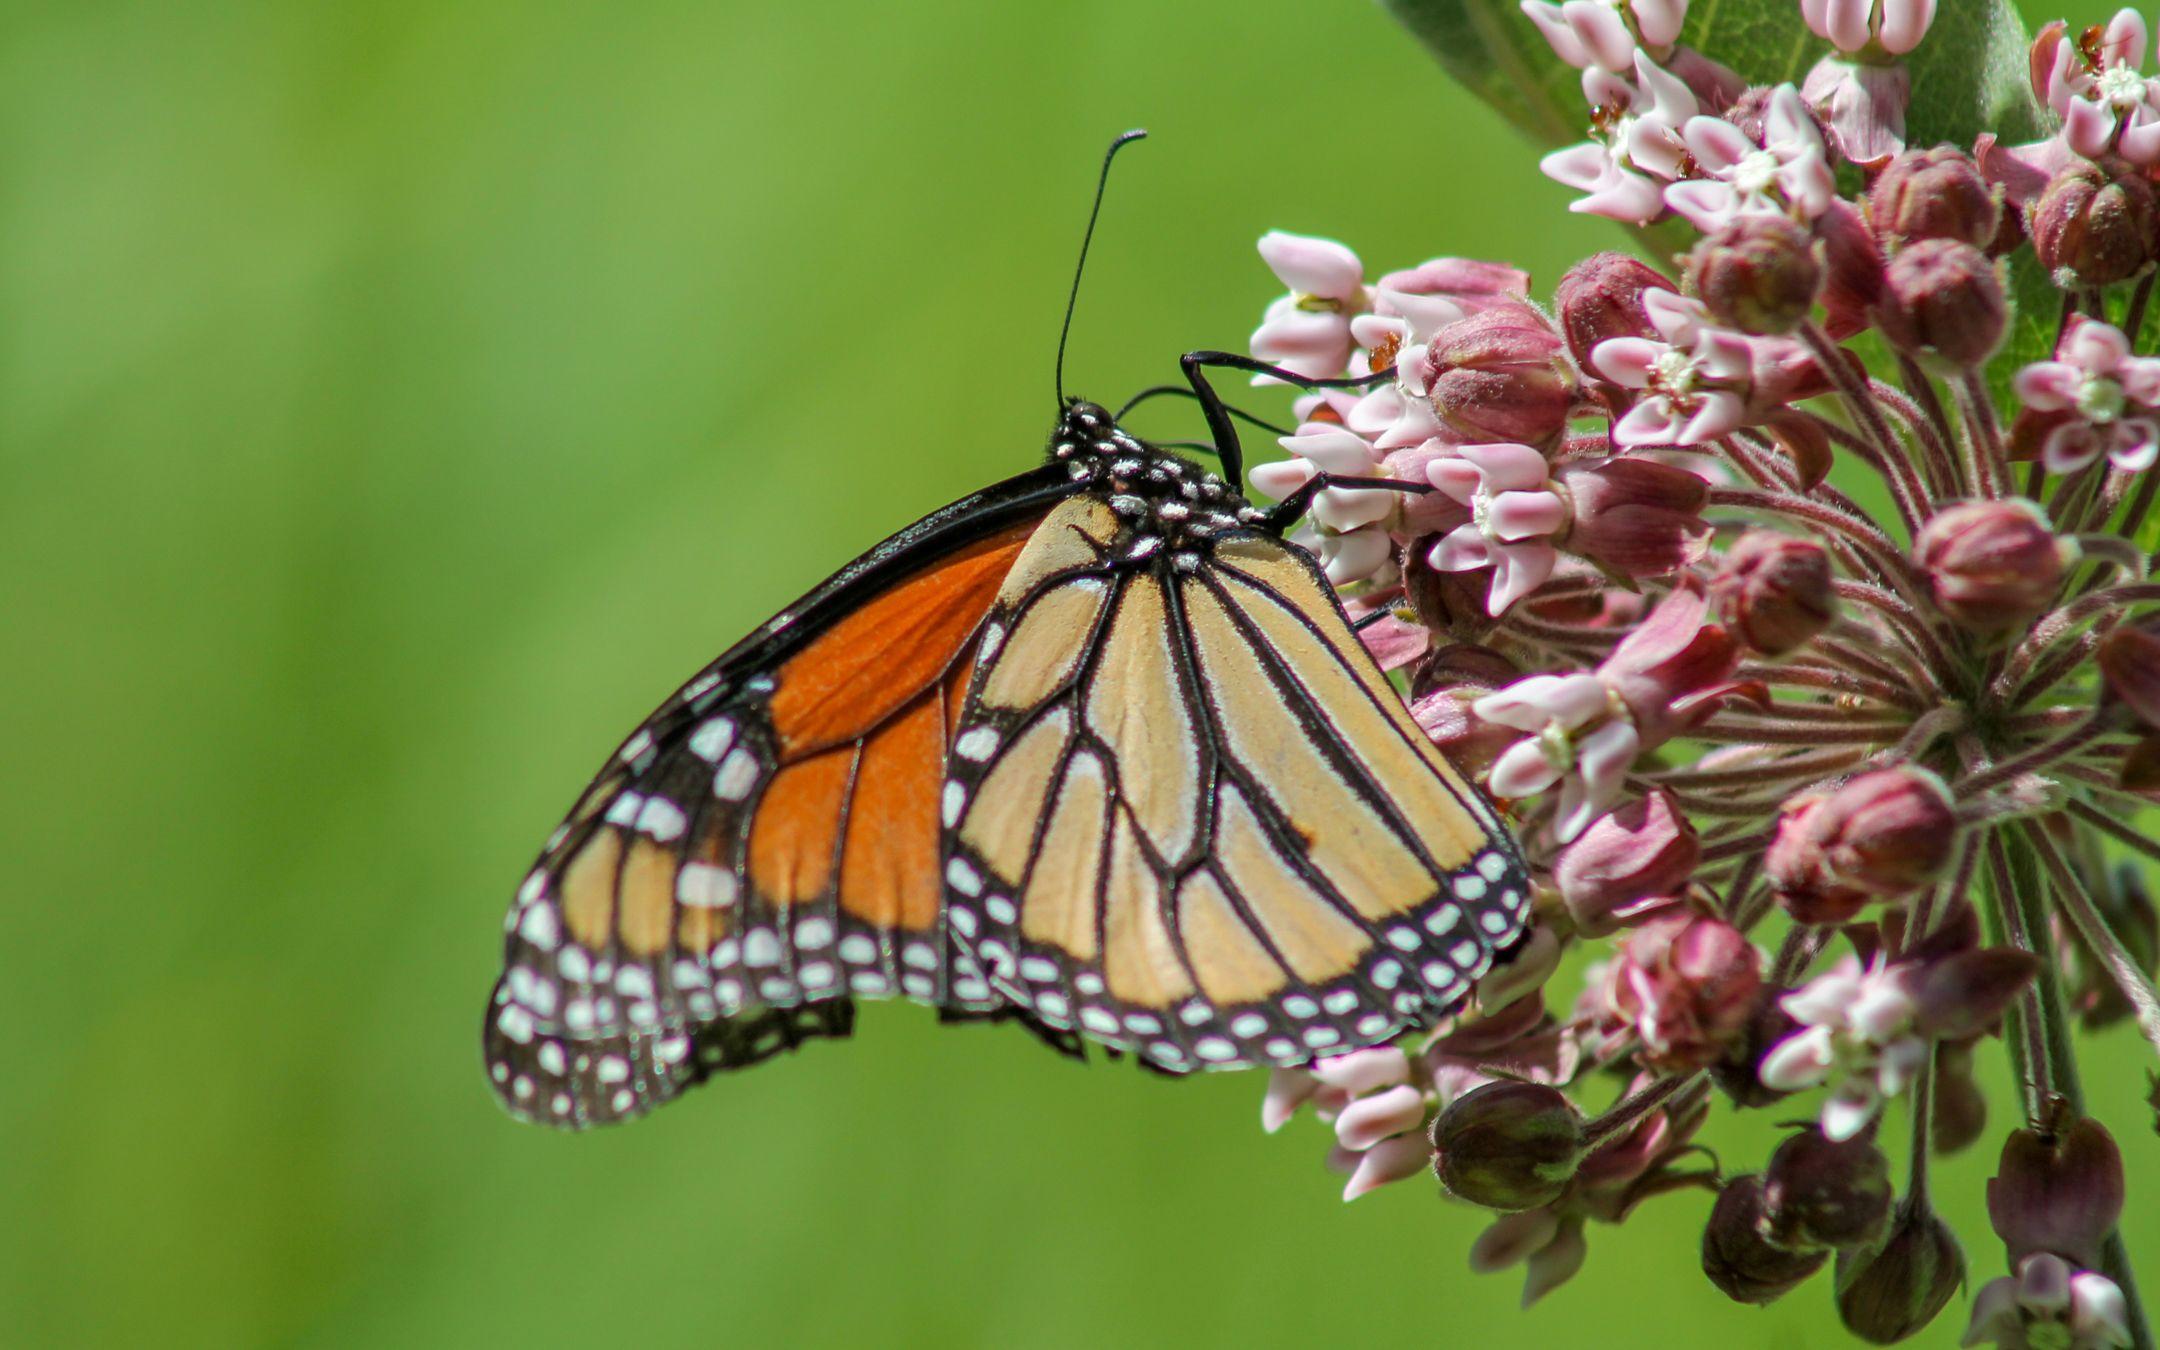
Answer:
[484,471,1071,1128]
[939,473,1533,1074]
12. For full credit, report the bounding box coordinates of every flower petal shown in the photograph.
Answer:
[1257,230,1364,300]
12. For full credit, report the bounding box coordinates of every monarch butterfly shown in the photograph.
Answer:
[483,134,1530,1129]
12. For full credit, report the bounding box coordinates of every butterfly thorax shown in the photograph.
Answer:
[1049,400,1268,567]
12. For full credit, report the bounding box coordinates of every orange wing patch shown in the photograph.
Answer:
[838,690,947,931]
[770,522,1036,754]
[747,748,856,906]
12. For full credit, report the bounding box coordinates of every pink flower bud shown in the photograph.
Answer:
[1766,768,1958,922]
[1419,305,1576,447]
[1604,911,1765,1071]
[2029,165,2159,291]
[1555,456,1713,578]
[1872,239,2006,369]
[1869,146,2001,250]
[1554,252,1676,373]
[1409,645,1523,778]
[1906,946,2039,1040]
[1817,198,1886,339]
[1430,1081,1586,1212]
[1762,1126,1893,1251]
[1834,1202,1965,1344]
[2099,621,2160,731]
[1914,498,2074,634]
[1702,1175,1831,1304]
[1710,530,1837,654]
[1689,214,1824,335]
[1552,788,1699,936]
[1986,1118,2126,1270]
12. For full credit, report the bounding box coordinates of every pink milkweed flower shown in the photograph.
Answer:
[2030,10,2160,167]
[1665,86,1839,230]
[1249,231,1372,381]
[1522,0,1688,75]
[1797,2,1935,164]
[2012,317,2160,474]
[1541,53,1698,224]
[1800,0,1937,57]
[1476,579,1748,840]
[1425,442,1570,615]
[1963,1254,2134,1350]
[1759,929,2033,1143]
[1475,672,1640,840]
[1591,289,1754,448]
[1251,423,1399,533]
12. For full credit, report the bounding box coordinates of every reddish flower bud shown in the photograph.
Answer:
[1872,239,2006,370]
[1818,199,1887,339]
[1689,214,1824,336]
[1834,1202,1966,1344]
[1869,146,2002,251]
[1420,305,1576,447]
[1907,946,2039,1041]
[1554,456,1712,579]
[1702,1175,1830,1305]
[1410,644,1522,779]
[1600,911,1764,1071]
[1400,541,1497,644]
[2029,165,2158,291]
[1710,530,1837,655]
[1763,1126,1893,1251]
[1931,1041,1988,1156]
[2099,620,2160,731]
[1552,788,1698,937]
[1554,251,1675,372]
[1987,1118,2126,1270]
[1766,768,1958,922]
[1430,1081,1585,1212]
[1914,498,2075,634]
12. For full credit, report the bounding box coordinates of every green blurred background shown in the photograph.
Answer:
[7,1,2154,1346]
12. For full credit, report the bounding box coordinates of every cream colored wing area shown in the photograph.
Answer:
[1211,533,1503,861]
[1083,574,1203,865]
[941,530,1533,1076]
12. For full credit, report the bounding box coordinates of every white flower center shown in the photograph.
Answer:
[2078,371,2128,424]
[1652,346,1699,396]
[1534,720,1577,774]
[2097,62,2147,110]
[1731,148,1782,197]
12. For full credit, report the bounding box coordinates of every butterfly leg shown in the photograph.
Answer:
[1252,470,1434,535]
[1177,350,1388,489]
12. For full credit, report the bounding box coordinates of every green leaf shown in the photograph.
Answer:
[1380,0,2044,150]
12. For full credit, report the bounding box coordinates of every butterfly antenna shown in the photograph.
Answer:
[1055,129,1148,408]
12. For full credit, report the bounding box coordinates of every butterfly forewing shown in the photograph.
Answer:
[485,476,1069,1127]
[938,434,1532,1074]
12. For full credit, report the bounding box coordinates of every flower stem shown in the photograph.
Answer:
[2021,820,2160,1059]
[1989,831,2157,1350]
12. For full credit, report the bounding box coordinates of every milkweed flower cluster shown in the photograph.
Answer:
[1240,1,2160,1343]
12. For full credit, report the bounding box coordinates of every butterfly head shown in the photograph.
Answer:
[1049,398,1266,554]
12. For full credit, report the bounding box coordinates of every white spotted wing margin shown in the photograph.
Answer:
[484,466,1078,1131]
[938,510,1532,1074]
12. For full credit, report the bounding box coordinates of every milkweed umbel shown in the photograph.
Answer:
[483,134,1531,1129]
